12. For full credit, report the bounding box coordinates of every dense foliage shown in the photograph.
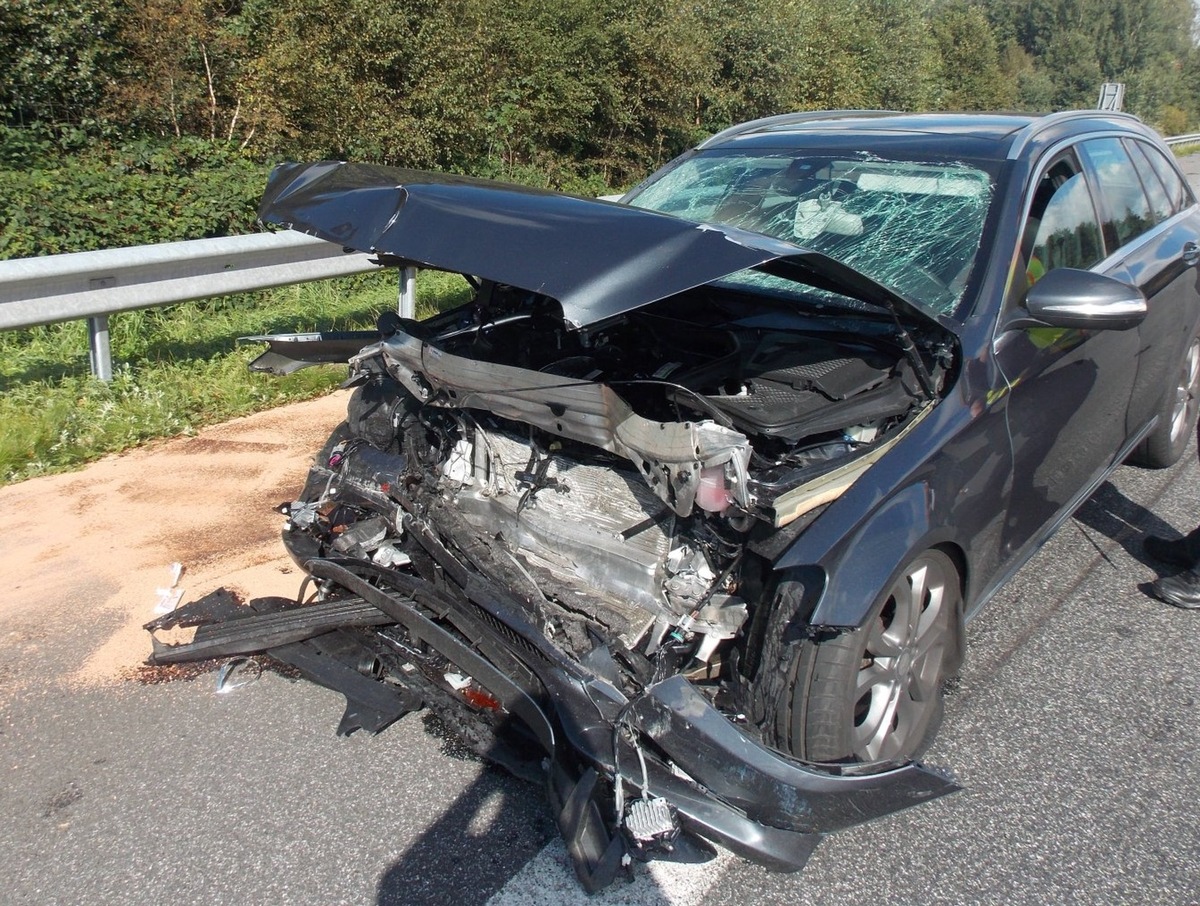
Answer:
[0,132,265,257]
[3,0,1199,254]
[1,0,1198,480]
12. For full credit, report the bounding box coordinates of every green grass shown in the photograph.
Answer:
[0,269,472,485]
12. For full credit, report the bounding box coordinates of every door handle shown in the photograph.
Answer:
[1184,241,1200,266]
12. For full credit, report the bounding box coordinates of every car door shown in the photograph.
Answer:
[1077,136,1200,441]
[988,144,1141,567]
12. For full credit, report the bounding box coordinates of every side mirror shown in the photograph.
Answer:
[1009,267,1146,331]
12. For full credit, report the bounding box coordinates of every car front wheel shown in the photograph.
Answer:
[786,549,960,763]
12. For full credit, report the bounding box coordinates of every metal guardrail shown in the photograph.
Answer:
[0,231,385,380]
[1165,133,1200,147]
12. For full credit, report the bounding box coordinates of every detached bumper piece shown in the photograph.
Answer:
[145,587,421,735]
[145,558,957,892]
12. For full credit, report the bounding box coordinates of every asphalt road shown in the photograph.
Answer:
[3,445,1199,906]
[4,161,1200,906]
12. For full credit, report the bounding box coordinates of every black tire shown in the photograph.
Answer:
[1130,334,1200,469]
[756,549,960,763]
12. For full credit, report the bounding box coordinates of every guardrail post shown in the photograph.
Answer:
[399,267,417,319]
[88,315,113,381]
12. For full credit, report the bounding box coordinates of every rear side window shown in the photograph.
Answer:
[1125,140,1173,223]
[1079,138,1155,247]
[1137,141,1193,213]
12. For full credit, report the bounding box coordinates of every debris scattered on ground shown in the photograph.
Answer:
[215,656,263,693]
[121,654,301,686]
[153,561,186,615]
[120,659,220,685]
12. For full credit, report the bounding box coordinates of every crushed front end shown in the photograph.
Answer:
[147,162,966,890]
[148,307,956,892]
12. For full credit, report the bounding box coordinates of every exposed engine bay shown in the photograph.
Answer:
[279,282,947,682]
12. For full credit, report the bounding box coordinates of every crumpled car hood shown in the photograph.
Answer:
[258,161,952,330]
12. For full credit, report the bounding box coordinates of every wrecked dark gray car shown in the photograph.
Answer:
[147,111,1200,890]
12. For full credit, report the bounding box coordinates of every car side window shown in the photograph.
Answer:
[1078,137,1155,246]
[1138,140,1194,213]
[1020,154,1105,287]
[1124,139,1173,223]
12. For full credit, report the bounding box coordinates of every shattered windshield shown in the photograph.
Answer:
[627,149,996,317]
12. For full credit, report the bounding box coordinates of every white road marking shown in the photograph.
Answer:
[486,839,736,906]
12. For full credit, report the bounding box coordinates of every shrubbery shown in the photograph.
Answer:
[0,132,266,258]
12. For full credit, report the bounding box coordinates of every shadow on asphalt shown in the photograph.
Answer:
[375,772,551,906]
[1072,479,1178,570]
[375,716,557,906]
[1074,427,1199,573]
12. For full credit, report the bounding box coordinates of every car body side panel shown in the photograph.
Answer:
[780,312,1141,631]
[994,319,1137,526]
[797,482,945,628]
[773,371,1014,627]
[1119,212,1200,432]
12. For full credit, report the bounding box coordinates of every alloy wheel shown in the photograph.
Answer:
[850,552,955,761]
[1169,337,1200,447]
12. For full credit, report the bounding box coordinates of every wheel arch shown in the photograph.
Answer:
[930,540,969,676]
[776,481,970,642]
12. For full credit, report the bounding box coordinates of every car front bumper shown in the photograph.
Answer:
[147,540,957,891]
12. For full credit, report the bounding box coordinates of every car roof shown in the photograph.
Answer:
[698,110,1155,163]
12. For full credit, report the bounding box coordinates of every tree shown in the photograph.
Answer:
[985,0,1196,120]
[785,0,942,112]
[929,0,1015,110]
[0,0,121,127]
[236,0,424,162]
[105,0,251,142]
